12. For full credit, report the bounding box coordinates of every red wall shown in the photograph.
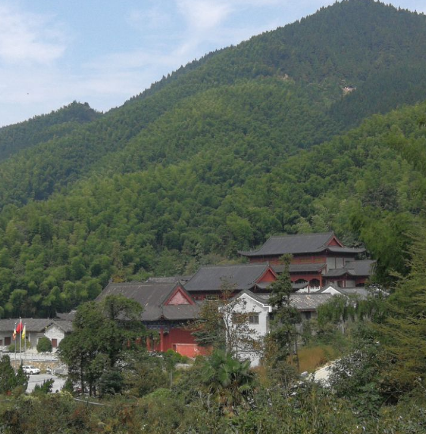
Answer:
[291,256,326,264]
[153,327,210,357]
[257,269,276,282]
[167,291,190,305]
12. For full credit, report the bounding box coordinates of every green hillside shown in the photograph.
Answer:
[0,102,101,162]
[0,0,426,317]
[0,100,425,317]
[0,1,426,209]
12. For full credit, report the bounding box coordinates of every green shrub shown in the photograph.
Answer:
[37,337,52,353]
[7,339,31,352]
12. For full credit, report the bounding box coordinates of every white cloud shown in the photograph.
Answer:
[0,4,66,65]
[177,0,233,31]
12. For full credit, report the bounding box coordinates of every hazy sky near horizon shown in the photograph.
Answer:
[0,0,425,127]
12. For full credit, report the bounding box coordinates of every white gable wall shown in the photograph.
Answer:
[44,325,66,351]
[227,293,270,367]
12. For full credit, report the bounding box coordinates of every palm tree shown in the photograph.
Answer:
[201,350,255,415]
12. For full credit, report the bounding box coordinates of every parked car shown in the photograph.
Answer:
[22,365,40,375]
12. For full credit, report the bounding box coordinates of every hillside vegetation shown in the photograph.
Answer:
[0,1,426,208]
[0,100,424,317]
[0,0,425,317]
[0,102,101,162]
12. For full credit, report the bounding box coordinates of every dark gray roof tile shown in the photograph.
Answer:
[162,305,200,320]
[96,282,197,322]
[184,264,271,292]
[324,260,376,278]
[235,290,332,311]
[290,293,333,310]
[0,318,53,333]
[240,232,335,257]
[50,320,74,333]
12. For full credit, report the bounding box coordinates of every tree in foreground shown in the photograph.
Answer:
[378,221,426,397]
[201,350,255,415]
[191,279,261,360]
[0,355,28,394]
[59,294,146,396]
[267,254,300,368]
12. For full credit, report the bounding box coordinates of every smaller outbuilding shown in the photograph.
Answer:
[0,318,72,352]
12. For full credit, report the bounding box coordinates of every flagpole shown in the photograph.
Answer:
[24,323,26,361]
[19,318,22,364]
[14,321,16,365]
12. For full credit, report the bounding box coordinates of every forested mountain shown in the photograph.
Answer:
[0,100,424,317]
[0,0,426,317]
[0,102,101,162]
[1,1,426,209]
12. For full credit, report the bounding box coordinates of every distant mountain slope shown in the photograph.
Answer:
[0,102,101,162]
[0,100,425,317]
[329,65,426,129]
[0,1,426,209]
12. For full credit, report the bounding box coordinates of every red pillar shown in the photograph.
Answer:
[160,328,164,352]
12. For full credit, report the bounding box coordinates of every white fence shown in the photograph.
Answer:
[1,351,58,362]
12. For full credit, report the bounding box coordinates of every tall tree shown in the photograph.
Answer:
[0,355,28,394]
[59,295,145,396]
[267,254,300,366]
[191,280,261,359]
[378,221,426,395]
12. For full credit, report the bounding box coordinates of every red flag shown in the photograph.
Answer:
[16,322,23,334]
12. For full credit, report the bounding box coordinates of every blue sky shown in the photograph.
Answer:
[0,0,425,127]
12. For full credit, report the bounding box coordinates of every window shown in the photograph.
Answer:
[248,313,259,324]
[5,337,11,346]
[232,312,244,323]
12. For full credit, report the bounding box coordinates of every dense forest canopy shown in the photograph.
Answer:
[0,0,425,317]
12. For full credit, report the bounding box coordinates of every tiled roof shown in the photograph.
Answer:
[290,293,333,311]
[339,287,369,298]
[96,281,197,322]
[56,311,76,321]
[240,232,366,257]
[239,232,335,257]
[345,260,376,276]
[162,305,200,320]
[323,260,376,278]
[146,275,192,284]
[50,320,74,333]
[292,281,309,290]
[235,290,332,311]
[0,318,53,333]
[326,246,366,254]
[317,285,370,299]
[184,263,271,293]
[252,281,312,292]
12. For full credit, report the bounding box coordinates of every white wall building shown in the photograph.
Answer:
[227,290,333,367]
[0,318,72,353]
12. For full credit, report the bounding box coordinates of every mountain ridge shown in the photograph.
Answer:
[0,0,425,317]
